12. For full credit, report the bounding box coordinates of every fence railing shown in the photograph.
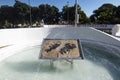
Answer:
[44,24,115,29]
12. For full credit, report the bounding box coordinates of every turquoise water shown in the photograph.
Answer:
[0,40,120,80]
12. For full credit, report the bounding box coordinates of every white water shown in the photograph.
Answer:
[0,27,120,80]
[0,41,120,80]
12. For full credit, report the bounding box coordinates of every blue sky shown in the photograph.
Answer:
[0,0,120,17]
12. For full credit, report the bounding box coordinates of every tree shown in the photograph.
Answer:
[0,5,15,28]
[90,4,117,24]
[38,4,59,24]
[31,7,39,23]
[62,4,88,24]
[112,6,120,23]
[14,1,30,24]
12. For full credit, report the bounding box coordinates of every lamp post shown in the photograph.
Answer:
[75,0,78,27]
[28,0,32,27]
[67,1,69,24]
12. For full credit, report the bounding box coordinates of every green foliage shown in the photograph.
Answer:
[1,1,120,28]
[0,5,15,25]
[14,1,30,24]
[38,4,59,24]
[31,7,39,22]
[62,4,89,24]
[90,3,120,24]
[0,1,60,27]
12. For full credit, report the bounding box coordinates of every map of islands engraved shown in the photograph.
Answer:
[40,39,82,59]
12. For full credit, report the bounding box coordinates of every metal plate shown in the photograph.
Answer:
[40,39,83,59]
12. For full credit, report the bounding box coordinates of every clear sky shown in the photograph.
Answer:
[0,0,120,17]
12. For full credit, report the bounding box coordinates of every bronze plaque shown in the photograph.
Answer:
[40,39,83,59]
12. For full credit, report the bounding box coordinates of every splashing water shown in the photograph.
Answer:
[0,40,120,80]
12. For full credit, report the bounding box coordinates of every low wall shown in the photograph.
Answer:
[43,24,114,28]
[0,27,120,47]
